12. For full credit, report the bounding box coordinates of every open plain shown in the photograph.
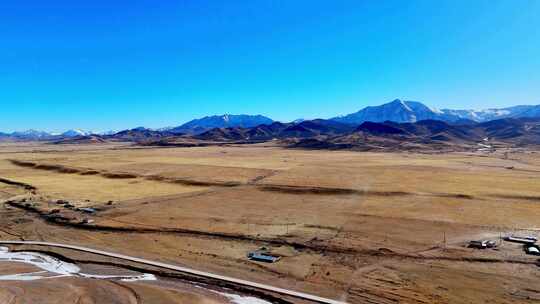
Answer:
[0,142,539,303]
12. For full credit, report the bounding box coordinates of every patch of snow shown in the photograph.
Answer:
[99,130,118,135]
[0,250,79,281]
[477,109,510,116]
[0,251,80,276]
[216,291,272,304]
[0,271,48,281]
[196,285,272,304]
[400,100,413,112]
[11,130,52,138]
[0,249,155,282]
[79,273,157,282]
[430,107,443,114]
[153,126,173,132]
[62,129,92,137]
[120,273,157,282]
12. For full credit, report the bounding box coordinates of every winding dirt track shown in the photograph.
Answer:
[0,240,347,304]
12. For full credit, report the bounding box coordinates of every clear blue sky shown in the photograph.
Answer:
[1,0,539,132]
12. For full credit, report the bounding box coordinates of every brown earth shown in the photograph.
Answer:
[0,142,539,303]
[0,274,229,304]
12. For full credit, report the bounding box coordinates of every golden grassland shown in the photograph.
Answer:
[0,143,539,303]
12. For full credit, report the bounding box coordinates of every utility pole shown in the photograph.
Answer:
[443,231,447,249]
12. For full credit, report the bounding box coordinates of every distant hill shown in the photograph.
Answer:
[194,127,250,141]
[53,135,107,145]
[244,122,292,140]
[103,127,174,142]
[279,119,355,138]
[194,119,354,141]
[355,121,407,135]
[170,114,274,135]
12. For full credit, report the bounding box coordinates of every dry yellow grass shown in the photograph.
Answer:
[1,143,539,303]
[0,160,207,202]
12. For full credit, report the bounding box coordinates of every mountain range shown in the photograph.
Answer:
[331,99,540,124]
[0,129,105,141]
[186,117,540,152]
[2,100,540,148]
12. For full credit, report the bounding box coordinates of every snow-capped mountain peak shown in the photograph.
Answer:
[331,99,442,124]
[61,129,92,137]
[332,99,540,124]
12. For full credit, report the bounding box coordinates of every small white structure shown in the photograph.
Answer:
[504,235,537,244]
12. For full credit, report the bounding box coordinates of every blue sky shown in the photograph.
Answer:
[1,0,539,132]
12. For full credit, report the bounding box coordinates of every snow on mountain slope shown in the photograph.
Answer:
[332,99,444,124]
[440,105,538,122]
[61,129,92,137]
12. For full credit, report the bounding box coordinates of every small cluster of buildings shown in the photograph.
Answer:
[504,235,540,255]
[469,234,540,256]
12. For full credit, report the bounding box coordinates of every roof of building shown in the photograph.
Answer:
[247,251,281,262]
